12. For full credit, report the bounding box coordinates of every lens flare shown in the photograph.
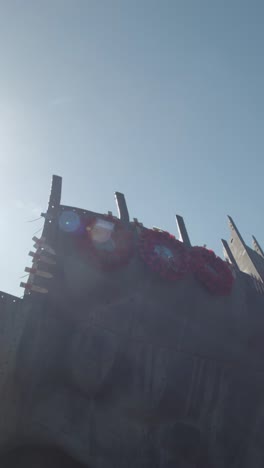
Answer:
[89,219,115,244]
[59,211,81,233]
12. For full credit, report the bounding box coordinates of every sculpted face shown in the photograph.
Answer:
[2,198,264,467]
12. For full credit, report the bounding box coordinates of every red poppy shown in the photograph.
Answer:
[84,215,134,271]
[139,228,190,281]
[190,246,234,295]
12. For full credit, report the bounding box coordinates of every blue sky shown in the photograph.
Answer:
[0,0,263,296]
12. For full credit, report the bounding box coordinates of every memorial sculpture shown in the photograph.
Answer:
[0,175,264,467]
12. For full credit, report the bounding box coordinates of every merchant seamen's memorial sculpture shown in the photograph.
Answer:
[0,175,264,467]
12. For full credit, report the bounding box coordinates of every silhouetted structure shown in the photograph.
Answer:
[0,175,264,467]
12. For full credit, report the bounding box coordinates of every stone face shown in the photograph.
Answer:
[0,176,264,467]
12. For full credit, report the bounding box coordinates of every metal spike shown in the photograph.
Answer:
[20,282,48,294]
[25,267,53,279]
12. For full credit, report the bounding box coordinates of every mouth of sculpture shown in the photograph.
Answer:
[0,444,88,468]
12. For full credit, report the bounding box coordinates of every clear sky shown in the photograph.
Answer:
[0,0,263,296]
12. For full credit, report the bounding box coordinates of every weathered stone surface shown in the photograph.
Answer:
[0,176,264,467]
